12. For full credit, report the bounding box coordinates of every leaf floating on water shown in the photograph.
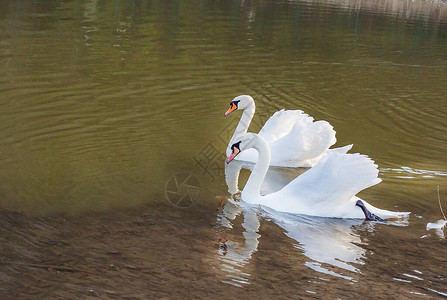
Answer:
[426,220,446,239]
[426,219,447,230]
[426,186,447,234]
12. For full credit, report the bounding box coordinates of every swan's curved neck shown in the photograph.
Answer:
[230,103,255,146]
[243,136,270,197]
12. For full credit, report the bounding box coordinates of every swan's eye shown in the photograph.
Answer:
[231,141,241,152]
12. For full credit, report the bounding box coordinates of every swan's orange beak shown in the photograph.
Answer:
[227,147,240,164]
[225,103,237,116]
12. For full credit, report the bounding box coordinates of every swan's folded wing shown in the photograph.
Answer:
[274,152,381,214]
[258,109,310,143]
[269,120,336,167]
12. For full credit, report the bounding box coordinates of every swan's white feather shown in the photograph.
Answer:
[258,109,310,143]
[238,136,410,219]
[269,119,336,167]
[233,107,337,167]
[255,152,378,218]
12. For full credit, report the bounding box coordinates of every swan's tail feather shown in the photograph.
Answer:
[327,144,353,155]
[363,200,411,220]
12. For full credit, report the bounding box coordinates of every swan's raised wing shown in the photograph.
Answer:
[269,120,337,167]
[235,109,317,164]
[258,109,310,143]
[265,151,382,218]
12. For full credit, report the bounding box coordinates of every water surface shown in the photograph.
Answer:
[1,0,447,298]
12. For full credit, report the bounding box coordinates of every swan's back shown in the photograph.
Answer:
[264,151,382,217]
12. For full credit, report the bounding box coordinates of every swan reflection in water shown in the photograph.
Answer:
[215,160,408,286]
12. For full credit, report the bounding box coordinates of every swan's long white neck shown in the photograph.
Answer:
[228,102,255,150]
[243,135,270,197]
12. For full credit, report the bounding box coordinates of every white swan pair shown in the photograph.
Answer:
[224,95,409,220]
[225,95,336,167]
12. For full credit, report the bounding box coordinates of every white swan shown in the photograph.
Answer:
[225,95,337,167]
[227,133,410,220]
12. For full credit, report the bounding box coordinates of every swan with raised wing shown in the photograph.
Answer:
[226,133,409,220]
[225,95,336,167]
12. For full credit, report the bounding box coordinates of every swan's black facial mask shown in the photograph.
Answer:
[224,100,240,116]
[227,141,241,164]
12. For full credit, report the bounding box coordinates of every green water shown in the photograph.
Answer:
[1,0,447,298]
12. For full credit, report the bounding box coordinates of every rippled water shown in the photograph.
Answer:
[1,0,447,298]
